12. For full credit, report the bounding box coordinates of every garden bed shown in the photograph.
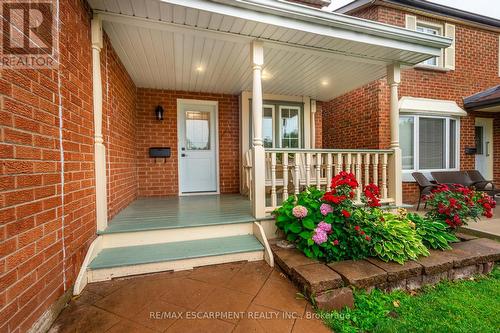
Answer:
[271,237,500,311]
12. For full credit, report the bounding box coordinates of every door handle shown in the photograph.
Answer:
[485,142,490,157]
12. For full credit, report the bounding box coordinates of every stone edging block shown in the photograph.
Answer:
[271,238,499,312]
[327,260,387,289]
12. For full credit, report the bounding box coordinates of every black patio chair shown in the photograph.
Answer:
[412,172,438,211]
[430,171,474,188]
[466,170,499,196]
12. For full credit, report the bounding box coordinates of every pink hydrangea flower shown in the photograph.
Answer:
[292,205,308,219]
[312,229,327,245]
[317,221,332,234]
[320,203,333,216]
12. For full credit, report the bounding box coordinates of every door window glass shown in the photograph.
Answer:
[185,111,210,150]
[475,126,484,155]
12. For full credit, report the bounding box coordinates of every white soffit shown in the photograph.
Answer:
[399,97,467,117]
[88,0,451,100]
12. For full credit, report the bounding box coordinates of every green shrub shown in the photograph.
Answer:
[424,184,496,229]
[274,172,371,261]
[274,187,327,259]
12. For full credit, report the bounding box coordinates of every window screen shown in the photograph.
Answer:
[419,118,445,169]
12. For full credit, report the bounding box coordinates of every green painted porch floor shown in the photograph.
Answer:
[101,195,254,234]
[88,235,264,269]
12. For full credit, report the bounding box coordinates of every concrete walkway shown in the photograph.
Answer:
[49,261,331,332]
[461,206,500,240]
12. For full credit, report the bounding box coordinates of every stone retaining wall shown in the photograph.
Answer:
[271,237,500,311]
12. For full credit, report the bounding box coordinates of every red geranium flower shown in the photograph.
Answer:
[363,183,381,207]
[341,209,351,218]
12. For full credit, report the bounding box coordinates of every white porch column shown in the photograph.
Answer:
[91,17,108,231]
[251,41,266,218]
[387,63,402,206]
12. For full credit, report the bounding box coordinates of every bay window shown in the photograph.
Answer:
[399,115,459,172]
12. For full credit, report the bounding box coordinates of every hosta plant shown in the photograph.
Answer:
[352,208,429,264]
[407,212,459,250]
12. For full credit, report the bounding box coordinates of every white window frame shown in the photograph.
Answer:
[401,114,460,182]
[278,105,302,149]
[416,21,444,68]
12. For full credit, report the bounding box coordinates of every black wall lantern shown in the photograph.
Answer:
[155,105,164,121]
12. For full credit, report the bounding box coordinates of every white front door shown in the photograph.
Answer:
[178,100,218,194]
[475,117,494,179]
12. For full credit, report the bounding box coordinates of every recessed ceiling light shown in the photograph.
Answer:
[262,70,272,80]
[321,80,329,86]
[196,65,204,72]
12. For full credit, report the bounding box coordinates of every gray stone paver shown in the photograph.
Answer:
[50,261,331,333]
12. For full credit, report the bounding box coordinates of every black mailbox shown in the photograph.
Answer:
[149,147,171,158]
[464,147,477,155]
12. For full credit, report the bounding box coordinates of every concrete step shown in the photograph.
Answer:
[87,235,265,282]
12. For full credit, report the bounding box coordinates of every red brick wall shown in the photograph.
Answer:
[136,89,240,196]
[0,0,96,331]
[324,4,500,203]
[102,34,138,219]
[315,102,323,148]
[322,80,382,149]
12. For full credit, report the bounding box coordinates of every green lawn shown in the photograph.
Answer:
[319,267,500,333]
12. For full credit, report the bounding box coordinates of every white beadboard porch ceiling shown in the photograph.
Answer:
[88,0,451,101]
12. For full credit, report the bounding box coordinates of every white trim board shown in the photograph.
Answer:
[101,223,255,248]
[88,251,264,282]
[399,96,467,117]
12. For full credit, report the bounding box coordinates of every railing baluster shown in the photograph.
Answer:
[261,149,394,211]
[294,153,300,195]
[355,153,362,201]
[315,153,321,190]
[271,152,277,208]
[326,153,333,191]
[282,152,288,201]
[382,153,388,200]
[336,153,342,177]
[364,153,370,188]
[305,153,311,187]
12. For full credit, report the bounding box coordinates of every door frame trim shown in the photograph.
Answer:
[177,98,220,196]
[475,117,494,180]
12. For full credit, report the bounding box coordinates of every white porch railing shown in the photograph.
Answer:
[260,148,396,213]
[248,42,402,218]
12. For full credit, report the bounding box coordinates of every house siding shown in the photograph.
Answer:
[0,1,139,330]
[0,0,96,331]
[136,89,240,196]
[101,34,138,220]
[322,4,500,203]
